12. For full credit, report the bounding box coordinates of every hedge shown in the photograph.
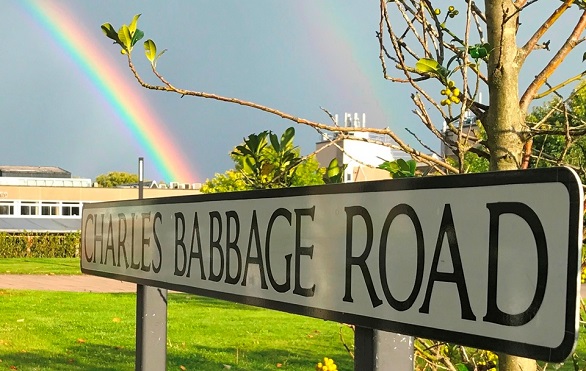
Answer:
[0,232,80,258]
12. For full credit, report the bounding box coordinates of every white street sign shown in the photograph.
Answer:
[81,167,583,362]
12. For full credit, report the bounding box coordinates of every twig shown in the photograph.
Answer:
[519,0,575,63]
[520,10,586,112]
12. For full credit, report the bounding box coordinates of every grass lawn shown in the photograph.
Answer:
[0,290,353,370]
[1,258,585,370]
[0,258,81,275]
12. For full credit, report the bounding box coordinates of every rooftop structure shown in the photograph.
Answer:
[0,165,201,233]
[315,113,408,182]
[0,166,72,179]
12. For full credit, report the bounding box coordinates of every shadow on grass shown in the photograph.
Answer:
[167,344,353,371]
[0,341,352,371]
[0,342,135,370]
[170,293,264,311]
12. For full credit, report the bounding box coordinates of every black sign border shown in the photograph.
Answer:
[81,167,582,362]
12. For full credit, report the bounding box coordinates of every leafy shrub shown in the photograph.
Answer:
[0,232,80,258]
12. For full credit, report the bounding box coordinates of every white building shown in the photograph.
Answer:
[0,166,201,233]
[315,113,410,182]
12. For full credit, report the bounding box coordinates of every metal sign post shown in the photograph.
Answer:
[135,157,168,371]
[355,328,413,370]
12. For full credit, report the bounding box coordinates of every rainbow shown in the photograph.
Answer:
[294,3,395,125]
[19,1,198,183]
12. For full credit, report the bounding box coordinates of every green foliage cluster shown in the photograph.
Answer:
[101,14,144,55]
[378,158,418,178]
[95,171,139,187]
[415,339,498,370]
[323,158,346,184]
[202,127,325,193]
[0,232,80,258]
[527,88,586,179]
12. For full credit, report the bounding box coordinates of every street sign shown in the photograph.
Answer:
[81,167,583,362]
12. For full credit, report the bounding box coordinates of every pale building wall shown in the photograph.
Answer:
[0,185,200,203]
[316,134,394,183]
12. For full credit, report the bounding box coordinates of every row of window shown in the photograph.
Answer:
[0,201,82,217]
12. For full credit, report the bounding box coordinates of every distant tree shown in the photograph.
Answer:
[527,83,586,177]
[95,171,138,187]
[200,169,248,193]
[201,127,324,193]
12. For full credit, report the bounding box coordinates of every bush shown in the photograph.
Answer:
[0,232,80,258]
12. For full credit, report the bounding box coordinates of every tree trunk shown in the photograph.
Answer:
[484,0,527,171]
[484,1,536,370]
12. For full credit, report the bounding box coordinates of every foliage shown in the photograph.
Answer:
[101,14,144,55]
[232,126,301,189]
[448,152,490,174]
[200,169,249,193]
[291,155,325,187]
[0,232,79,258]
[202,127,324,193]
[378,158,418,178]
[95,171,139,187]
[527,85,586,178]
[415,339,497,370]
[322,158,345,184]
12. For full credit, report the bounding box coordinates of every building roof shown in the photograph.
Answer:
[0,217,80,233]
[0,166,71,179]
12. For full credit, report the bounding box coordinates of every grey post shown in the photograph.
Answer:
[355,327,414,370]
[135,157,168,370]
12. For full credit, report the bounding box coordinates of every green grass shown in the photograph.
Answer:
[0,290,353,370]
[1,258,585,370]
[0,258,81,275]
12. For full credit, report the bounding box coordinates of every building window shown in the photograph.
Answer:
[62,203,80,216]
[0,202,14,215]
[21,202,38,216]
[41,202,59,216]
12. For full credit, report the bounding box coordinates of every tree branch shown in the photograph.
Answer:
[520,10,586,112]
[519,0,575,64]
[125,52,459,174]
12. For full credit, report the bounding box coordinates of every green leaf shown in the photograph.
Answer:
[118,25,132,52]
[378,159,416,178]
[242,157,255,175]
[233,145,253,158]
[407,159,417,174]
[396,159,409,172]
[281,127,295,148]
[144,39,157,63]
[128,14,141,34]
[101,23,121,44]
[415,58,441,74]
[378,161,399,173]
[131,29,144,47]
[326,158,341,178]
[468,43,491,60]
[455,364,469,371]
[269,132,280,153]
[156,49,168,61]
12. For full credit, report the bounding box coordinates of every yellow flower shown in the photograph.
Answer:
[316,357,337,371]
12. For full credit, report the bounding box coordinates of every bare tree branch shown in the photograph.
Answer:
[519,0,575,64]
[520,10,586,112]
